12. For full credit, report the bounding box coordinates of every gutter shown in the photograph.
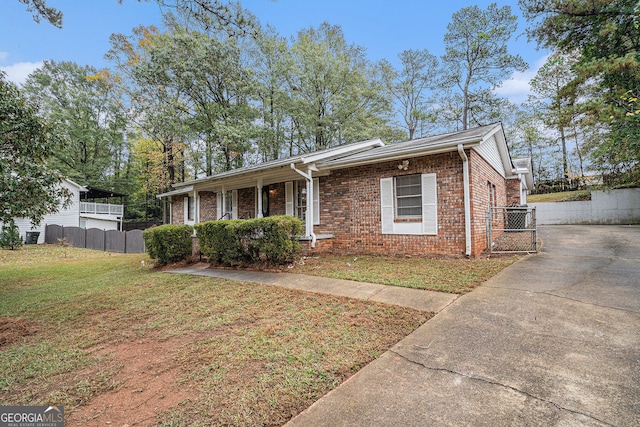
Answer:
[457,144,472,257]
[290,164,317,248]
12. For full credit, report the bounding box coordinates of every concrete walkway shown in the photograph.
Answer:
[284,225,640,426]
[167,265,458,313]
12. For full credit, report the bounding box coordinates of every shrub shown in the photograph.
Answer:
[0,220,22,250]
[142,224,193,265]
[195,216,303,267]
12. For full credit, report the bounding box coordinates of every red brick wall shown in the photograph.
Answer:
[312,152,468,257]
[468,150,508,256]
[171,196,184,225]
[199,191,217,222]
[173,150,515,257]
[269,182,287,216]
[238,188,256,218]
[506,178,521,206]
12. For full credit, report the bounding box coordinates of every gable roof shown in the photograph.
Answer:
[318,123,509,171]
[159,123,529,197]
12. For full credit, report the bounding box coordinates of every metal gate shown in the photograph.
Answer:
[487,206,538,253]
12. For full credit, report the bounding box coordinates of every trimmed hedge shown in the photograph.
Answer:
[195,216,304,267]
[142,224,194,265]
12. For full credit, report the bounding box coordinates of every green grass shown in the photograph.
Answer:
[291,254,519,294]
[527,190,591,203]
[0,245,430,425]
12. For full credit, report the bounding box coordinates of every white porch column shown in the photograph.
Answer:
[256,178,263,218]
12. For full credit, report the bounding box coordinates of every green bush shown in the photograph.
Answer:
[195,216,303,267]
[142,224,193,265]
[0,220,22,250]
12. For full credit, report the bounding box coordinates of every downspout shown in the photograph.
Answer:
[457,144,472,257]
[290,164,317,247]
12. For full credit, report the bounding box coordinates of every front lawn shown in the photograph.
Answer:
[291,254,519,294]
[0,245,429,426]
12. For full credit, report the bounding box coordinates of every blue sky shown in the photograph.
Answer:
[1,0,548,103]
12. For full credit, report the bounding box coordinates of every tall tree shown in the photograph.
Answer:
[528,52,581,180]
[441,3,527,130]
[22,61,129,188]
[149,25,258,174]
[520,0,640,181]
[286,23,392,152]
[382,49,438,140]
[106,25,188,187]
[250,26,292,161]
[0,71,70,225]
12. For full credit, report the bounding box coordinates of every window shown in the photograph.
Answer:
[487,182,497,208]
[295,180,307,221]
[216,190,237,220]
[224,190,233,219]
[395,175,422,218]
[285,179,320,225]
[381,174,437,235]
[187,196,195,221]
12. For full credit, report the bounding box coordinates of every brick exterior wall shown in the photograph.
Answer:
[506,178,521,206]
[199,191,217,222]
[269,182,287,216]
[171,196,184,225]
[181,149,520,258]
[238,188,256,218]
[311,151,469,257]
[468,150,508,256]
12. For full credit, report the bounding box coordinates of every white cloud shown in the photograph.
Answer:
[0,52,8,61]
[0,61,44,86]
[494,54,551,105]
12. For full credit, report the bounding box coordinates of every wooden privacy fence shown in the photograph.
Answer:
[44,224,145,254]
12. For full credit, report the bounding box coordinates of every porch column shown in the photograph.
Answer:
[256,178,263,218]
[194,189,199,224]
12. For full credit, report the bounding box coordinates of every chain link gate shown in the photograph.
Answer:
[487,206,538,253]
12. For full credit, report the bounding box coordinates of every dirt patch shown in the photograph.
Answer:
[66,335,195,427]
[0,317,37,349]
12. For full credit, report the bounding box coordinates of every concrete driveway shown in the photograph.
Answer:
[286,225,640,426]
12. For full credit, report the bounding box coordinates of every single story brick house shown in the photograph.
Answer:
[158,123,533,257]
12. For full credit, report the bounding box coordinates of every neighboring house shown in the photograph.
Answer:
[11,179,124,244]
[158,123,533,257]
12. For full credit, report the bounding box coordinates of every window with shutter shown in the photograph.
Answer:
[380,173,437,235]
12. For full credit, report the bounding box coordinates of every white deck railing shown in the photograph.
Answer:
[80,202,123,216]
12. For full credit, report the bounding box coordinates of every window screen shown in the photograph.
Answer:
[395,175,422,217]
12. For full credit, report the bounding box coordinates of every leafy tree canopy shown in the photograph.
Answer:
[441,2,527,130]
[0,72,70,225]
[520,0,640,179]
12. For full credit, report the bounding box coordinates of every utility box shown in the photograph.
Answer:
[25,231,40,244]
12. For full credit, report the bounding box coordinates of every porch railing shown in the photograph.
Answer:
[80,202,124,216]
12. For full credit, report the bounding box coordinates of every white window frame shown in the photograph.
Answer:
[216,190,237,220]
[286,179,320,225]
[381,173,437,235]
[394,175,423,219]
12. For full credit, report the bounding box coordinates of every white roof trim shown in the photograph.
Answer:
[156,185,194,199]
[64,178,88,192]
